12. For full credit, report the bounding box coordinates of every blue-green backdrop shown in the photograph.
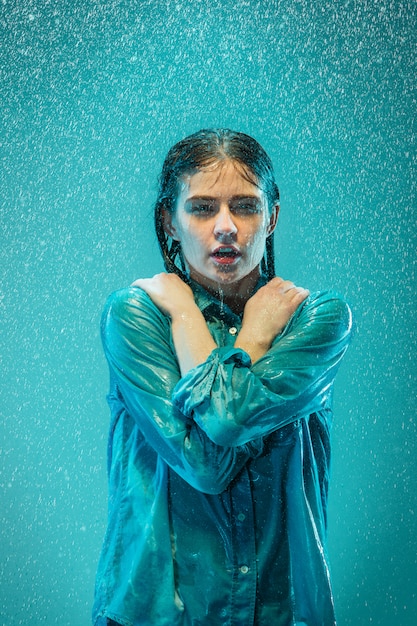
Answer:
[1,1,416,624]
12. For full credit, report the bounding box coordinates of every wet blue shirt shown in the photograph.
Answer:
[93,278,353,626]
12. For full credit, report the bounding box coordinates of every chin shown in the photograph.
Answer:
[212,266,243,281]
[190,263,257,290]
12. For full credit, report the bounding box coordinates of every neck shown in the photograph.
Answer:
[217,288,248,315]
[198,268,262,315]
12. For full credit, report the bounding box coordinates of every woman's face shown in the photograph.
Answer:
[164,160,278,296]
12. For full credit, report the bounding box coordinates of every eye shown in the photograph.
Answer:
[231,199,262,215]
[189,202,216,215]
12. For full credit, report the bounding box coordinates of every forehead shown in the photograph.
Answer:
[179,160,263,200]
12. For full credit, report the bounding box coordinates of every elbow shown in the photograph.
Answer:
[200,420,248,448]
[180,433,247,494]
[185,468,231,495]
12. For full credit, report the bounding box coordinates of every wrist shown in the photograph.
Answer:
[170,308,217,376]
[170,303,204,325]
[234,328,272,363]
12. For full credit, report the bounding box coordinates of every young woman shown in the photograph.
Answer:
[93,129,353,626]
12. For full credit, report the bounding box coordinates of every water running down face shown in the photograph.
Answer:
[163,160,278,299]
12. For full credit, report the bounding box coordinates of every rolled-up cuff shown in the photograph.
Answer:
[172,347,251,418]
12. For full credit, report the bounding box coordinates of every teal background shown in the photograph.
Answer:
[1,0,416,624]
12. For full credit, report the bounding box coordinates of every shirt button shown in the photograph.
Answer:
[237,513,246,522]
[240,565,249,574]
[228,326,237,335]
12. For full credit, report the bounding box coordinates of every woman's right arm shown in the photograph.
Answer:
[101,287,262,495]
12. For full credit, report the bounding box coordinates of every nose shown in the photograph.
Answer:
[213,205,237,239]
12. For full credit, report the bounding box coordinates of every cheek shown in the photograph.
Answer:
[243,221,269,246]
[242,224,269,262]
[178,228,206,261]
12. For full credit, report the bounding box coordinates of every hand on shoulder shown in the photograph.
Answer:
[244,277,309,338]
[131,273,197,319]
[235,277,309,362]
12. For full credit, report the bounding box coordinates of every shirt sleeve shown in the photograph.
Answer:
[100,286,264,495]
[173,291,353,447]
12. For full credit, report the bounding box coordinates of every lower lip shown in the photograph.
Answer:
[211,254,241,266]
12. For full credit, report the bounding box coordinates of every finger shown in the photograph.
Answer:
[279,281,297,293]
[289,287,310,303]
[131,278,148,288]
[283,283,308,295]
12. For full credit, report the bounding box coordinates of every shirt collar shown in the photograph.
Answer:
[190,274,270,319]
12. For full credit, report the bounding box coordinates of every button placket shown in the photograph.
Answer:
[229,467,257,623]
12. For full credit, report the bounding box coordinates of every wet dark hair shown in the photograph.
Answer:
[154,128,280,281]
